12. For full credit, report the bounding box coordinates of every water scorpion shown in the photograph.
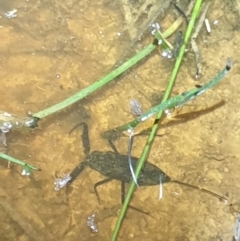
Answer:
[67,122,227,204]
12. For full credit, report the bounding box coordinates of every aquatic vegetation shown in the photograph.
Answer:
[0,152,40,174]
[1,0,235,240]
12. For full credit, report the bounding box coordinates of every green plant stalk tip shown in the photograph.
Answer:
[110,0,204,240]
[152,29,169,50]
[116,60,231,132]
[0,152,40,171]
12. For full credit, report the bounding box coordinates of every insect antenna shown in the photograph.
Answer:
[172,180,228,203]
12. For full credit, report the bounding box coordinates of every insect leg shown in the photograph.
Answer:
[121,181,150,216]
[69,122,90,155]
[68,162,86,184]
[108,139,119,154]
[172,180,228,203]
[94,178,113,204]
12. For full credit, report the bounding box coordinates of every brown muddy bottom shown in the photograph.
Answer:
[0,0,240,240]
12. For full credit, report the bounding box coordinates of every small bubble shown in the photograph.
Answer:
[27,110,32,116]
[56,74,61,79]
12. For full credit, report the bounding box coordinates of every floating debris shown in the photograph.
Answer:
[54,174,71,191]
[150,22,160,35]
[164,109,172,117]
[234,214,240,241]
[0,111,36,146]
[129,99,142,116]
[161,49,172,59]
[0,111,35,130]
[5,9,17,18]
[0,122,12,134]
[127,129,138,187]
[204,18,211,33]
[159,174,163,200]
[21,168,31,176]
[87,212,98,233]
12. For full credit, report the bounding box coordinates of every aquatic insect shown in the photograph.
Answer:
[67,122,227,204]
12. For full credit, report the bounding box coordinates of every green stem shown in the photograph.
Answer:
[116,60,231,132]
[32,15,185,120]
[33,43,156,119]
[0,152,40,171]
[110,1,203,240]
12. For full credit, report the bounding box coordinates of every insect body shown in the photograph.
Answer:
[84,151,170,185]
[68,122,227,204]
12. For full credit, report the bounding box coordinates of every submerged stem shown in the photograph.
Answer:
[111,1,204,240]
[0,152,40,172]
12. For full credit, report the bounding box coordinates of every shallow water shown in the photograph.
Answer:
[0,0,240,240]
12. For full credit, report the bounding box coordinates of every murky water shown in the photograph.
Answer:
[0,0,240,240]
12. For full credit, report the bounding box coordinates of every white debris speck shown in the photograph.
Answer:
[161,50,172,59]
[150,22,160,30]
[159,175,163,200]
[3,112,11,117]
[99,31,104,38]
[54,173,71,191]
[172,191,179,197]
[87,212,98,233]
[150,23,160,36]
[164,109,171,117]
[140,113,153,122]
[158,39,162,45]
[213,20,218,25]
[21,168,31,176]
[117,32,121,36]
[1,122,12,133]
[204,19,211,33]
[24,118,35,127]
[5,9,18,18]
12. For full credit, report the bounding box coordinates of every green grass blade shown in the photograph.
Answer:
[0,152,40,171]
[110,1,204,240]
[115,60,231,132]
[33,43,156,119]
